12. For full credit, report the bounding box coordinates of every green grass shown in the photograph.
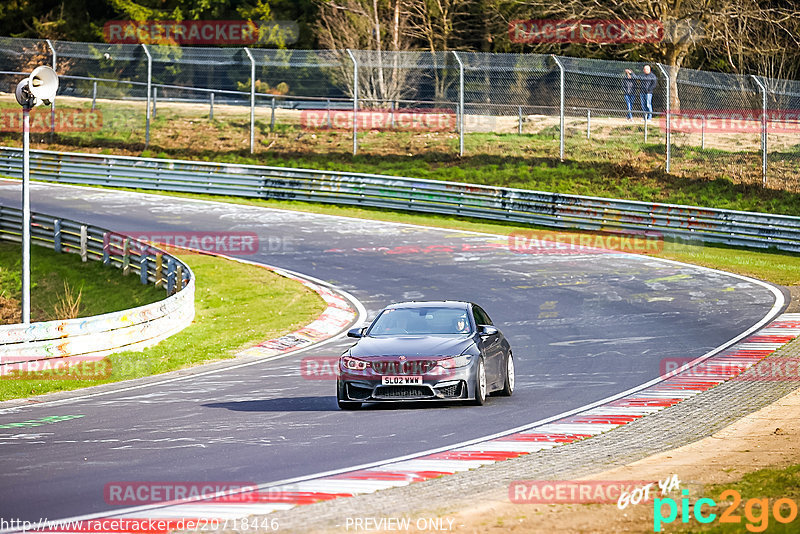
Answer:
[0,240,163,323]
[0,250,326,400]
[2,96,799,216]
[675,464,800,532]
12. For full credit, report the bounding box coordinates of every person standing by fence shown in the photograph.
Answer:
[622,69,635,121]
[639,65,657,121]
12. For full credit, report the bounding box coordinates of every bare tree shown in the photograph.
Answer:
[498,0,800,111]
[495,0,715,110]
[710,0,800,82]
[316,0,417,104]
[402,0,475,100]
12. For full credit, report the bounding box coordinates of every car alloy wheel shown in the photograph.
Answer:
[499,352,514,396]
[471,357,487,406]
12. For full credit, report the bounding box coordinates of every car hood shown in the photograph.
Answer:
[348,335,474,358]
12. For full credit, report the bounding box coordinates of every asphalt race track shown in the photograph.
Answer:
[0,182,784,523]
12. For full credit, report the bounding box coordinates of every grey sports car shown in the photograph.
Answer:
[337,301,514,409]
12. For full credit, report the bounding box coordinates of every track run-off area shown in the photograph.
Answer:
[0,181,786,527]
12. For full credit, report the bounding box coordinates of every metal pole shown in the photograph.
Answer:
[552,55,565,161]
[586,108,591,139]
[142,44,152,148]
[91,81,97,111]
[22,106,31,324]
[244,47,255,154]
[210,92,214,119]
[701,117,705,149]
[452,51,464,157]
[346,49,358,155]
[657,64,671,173]
[46,40,56,139]
[518,106,523,135]
[326,98,331,128]
[751,75,768,187]
[270,97,276,132]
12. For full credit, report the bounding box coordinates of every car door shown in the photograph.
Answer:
[472,305,503,387]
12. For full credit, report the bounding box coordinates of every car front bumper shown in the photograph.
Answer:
[338,364,478,402]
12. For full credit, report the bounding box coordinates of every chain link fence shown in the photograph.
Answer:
[1,37,798,190]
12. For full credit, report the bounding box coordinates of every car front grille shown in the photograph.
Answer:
[374,385,435,399]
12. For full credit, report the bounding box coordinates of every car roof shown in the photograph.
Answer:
[384,301,472,310]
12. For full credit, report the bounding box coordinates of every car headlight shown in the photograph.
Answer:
[341,356,370,370]
[440,355,472,369]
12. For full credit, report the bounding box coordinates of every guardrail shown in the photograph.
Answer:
[0,147,798,253]
[0,203,194,368]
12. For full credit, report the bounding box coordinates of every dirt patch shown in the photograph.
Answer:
[787,285,800,313]
[0,295,20,324]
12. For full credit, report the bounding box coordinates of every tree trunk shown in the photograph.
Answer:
[663,44,688,113]
[373,0,386,103]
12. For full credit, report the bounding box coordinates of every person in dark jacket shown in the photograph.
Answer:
[622,69,635,121]
[640,65,657,121]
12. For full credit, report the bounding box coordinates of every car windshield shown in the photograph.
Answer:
[368,307,472,336]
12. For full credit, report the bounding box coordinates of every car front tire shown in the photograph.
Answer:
[470,357,487,406]
[499,352,515,396]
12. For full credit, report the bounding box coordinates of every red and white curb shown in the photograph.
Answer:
[38,313,798,532]
[150,247,361,360]
[236,267,358,358]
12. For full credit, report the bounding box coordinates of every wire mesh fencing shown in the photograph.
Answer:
[1,37,798,191]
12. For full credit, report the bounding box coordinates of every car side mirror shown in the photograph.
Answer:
[478,325,498,336]
[347,327,364,338]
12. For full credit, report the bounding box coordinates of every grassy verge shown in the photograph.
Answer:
[676,464,800,532]
[0,240,163,323]
[1,96,799,214]
[0,250,326,401]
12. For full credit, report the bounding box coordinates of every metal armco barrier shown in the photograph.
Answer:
[0,147,798,253]
[0,202,194,365]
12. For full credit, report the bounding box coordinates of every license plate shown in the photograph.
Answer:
[381,375,422,385]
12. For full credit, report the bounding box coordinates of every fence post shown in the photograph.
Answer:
[519,106,523,135]
[701,117,705,149]
[102,232,110,264]
[244,47,256,154]
[140,254,149,285]
[551,55,565,161]
[209,92,214,119]
[91,81,97,111]
[53,219,62,253]
[45,39,56,138]
[270,97,276,132]
[122,237,131,275]
[141,44,152,148]
[167,257,175,294]
[346,49,358,156]
[750,75,768,187]
[452,51,465,157]
[586,108,591,139]
[657,64,671,173]
[155,253,163,287]
[80,225,88,262]
[326,98,331,128]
